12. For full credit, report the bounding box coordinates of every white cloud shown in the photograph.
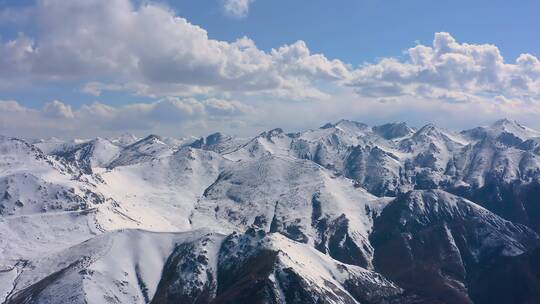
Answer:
[0,0,346,100]
[348,32,540,102]
[272,41,350,81]
[3,2,540,137]
[223,0,254,18]
[43,100,75,119]
[0,100,30,112]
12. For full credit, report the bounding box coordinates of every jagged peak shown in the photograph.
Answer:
[129,134,164,147]
[205,132,229,145]
[259,128,285,139]
[492,118,519,127]
[462,119,540,142]
[320,119,368,130]
[144,134,163,141]
[413,123,442,138]
[489,118,539,135]
[373,122,415,139]
[320,122,334,129]
[190,132,232,149]
[335,119,369,130]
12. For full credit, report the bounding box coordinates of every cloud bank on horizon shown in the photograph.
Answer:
[1,0,540,138]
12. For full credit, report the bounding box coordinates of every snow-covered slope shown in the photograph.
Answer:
[193,154,390,267]
[4,229,428,304]
[107,135,175,168]
[99,147,228,232]
[462,118,540,143]
[4,229,221,304]
[0,136,109,218]
[51,138,121,173]
[3,119,540,304]
[222,120,540,233]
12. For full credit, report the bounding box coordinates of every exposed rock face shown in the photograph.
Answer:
[152,234,222,304]
[189,132,247,154]
[51,138,120,174]
[468,247,540,304]
[373,122,415,140]
[370,190,540,304]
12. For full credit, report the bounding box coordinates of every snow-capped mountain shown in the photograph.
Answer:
[189,132,248,154]
[2,119,540,304]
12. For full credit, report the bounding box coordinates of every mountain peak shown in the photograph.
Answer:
[5,119,540,304]
[335,119,368,128]
[492,118,517,127]
[460,119,540,142]
[109,133,139,146]
[205,132,228,145]
[373,122,414,139]
[320,119,368,131]
[188,132,240,154]
[143,134,163,141]
[128,134,164,147]
[320,122,335,129]
[260,128,284,139]
[414,123,441,137]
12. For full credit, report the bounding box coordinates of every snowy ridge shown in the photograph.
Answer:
[192,154,390,267]
[51,138,121,173]
[2,119,540,303]
[6,229,219,304]
[99,147,228,232]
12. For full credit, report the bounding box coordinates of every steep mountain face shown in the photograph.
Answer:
[468,247,540,304]
[0,136,110,217]
[0,136,131,273]
[223,121,467,196]
[372,122,415,140]
[192,154,390,268]
[4,230,215,304]
[370,190,540,304]
[107,135,174,168]
[2,119,540,304]
[5,229,431,304]
[50,138,121,174]
[224,120,540,236]
[445,120,540,232]
[189,132,248,154]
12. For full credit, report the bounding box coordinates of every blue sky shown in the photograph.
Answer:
[1,0,540,138]
[172,0,540,64]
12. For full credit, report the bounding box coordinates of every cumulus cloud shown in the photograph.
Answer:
[0,0,347,100]
[43,100,75,119]
[3,2,540,137]
[348,32,540,102]
[223,0,254,17]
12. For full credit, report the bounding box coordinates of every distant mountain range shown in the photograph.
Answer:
[1,119,540,304]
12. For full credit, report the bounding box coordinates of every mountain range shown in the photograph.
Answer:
[1,119,540,304]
